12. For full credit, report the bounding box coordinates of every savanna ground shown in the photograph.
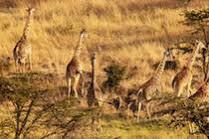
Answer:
[0,0,209,138]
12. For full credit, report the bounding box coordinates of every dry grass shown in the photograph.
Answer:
[0,0,208,93]
[0,0,208,91]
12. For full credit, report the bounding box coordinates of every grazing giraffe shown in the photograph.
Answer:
[136,49,173,120]
[13,8,35,72]
[189,77,209,102]
[66,29,88,98]
[187,77,209,134]
[172,40,205,97]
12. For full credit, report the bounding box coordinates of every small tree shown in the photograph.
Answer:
[182,9,209,80]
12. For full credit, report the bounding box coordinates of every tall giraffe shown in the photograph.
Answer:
[172,40,205,97]
[66,29,88,98]
[136,49,173,120]
[13,8,35,72]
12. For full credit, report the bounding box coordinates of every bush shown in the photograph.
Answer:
[103,64,126,90]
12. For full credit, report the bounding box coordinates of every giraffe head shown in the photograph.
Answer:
[91,52,96,61]
[195,40,206,49]
[74,29,88,57]
[164,48,175,61]
[80,29,88,39]
[26,7,35,15]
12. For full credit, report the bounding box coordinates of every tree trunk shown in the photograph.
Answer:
[14,103,21,139]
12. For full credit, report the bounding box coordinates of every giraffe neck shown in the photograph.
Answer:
[22,12,33,40]
[153,55,167,81]
[188,45,200,70]
[74,34,85,57]
[91,56,96,88]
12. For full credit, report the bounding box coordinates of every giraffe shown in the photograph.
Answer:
[13,8,35,73]
[189,78,209,101]
[172,40,205,97]
[87,53,99,107]
[136,49,173,120]
[187,76,209,134]
[66,29,88,98]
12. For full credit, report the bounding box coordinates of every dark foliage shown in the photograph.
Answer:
[103,64,126,90]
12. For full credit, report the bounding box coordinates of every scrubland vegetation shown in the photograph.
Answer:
[0,0,209,138]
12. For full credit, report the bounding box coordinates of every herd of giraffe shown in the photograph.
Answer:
[4,8,209,119]
[135,40,207,120]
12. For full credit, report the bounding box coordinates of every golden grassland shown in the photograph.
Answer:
[0,0,208,91]
[0,0,209,138]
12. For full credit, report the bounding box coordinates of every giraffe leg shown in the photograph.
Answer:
[146,102,151,119]
[66,77,72,97]
[22,62,26,73]
[72,75,80,98]
[17,66,20,73]
[15,60,19,73]
[19,66,22,73]
[191,122,195,133]
[24,62,27,73]
[14,60,17,72]
[80,73,85,97]
[19,61,24,73]
[157,83,162,93]
[177,85,184,97]
[19,63,23,73]
[22,65,24,73]
[186,85,190,98]
[137,102,142,122]
[189,122,192,133]
[189,122,194,134]
[15,64,18,73]
[187,76,192,97]
[28,54,32,71]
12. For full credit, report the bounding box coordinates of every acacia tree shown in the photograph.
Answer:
[182,9,209,80]
[0,75,56,139]
[0,73,102,139]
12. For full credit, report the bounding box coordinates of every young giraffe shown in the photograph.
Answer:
[87,53,99,107]
[66,29,88,98]
[13,8,35,72]
[172,40,205,97]
[136,49,173,120]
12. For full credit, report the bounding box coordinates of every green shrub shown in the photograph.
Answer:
[103,64,126,90]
